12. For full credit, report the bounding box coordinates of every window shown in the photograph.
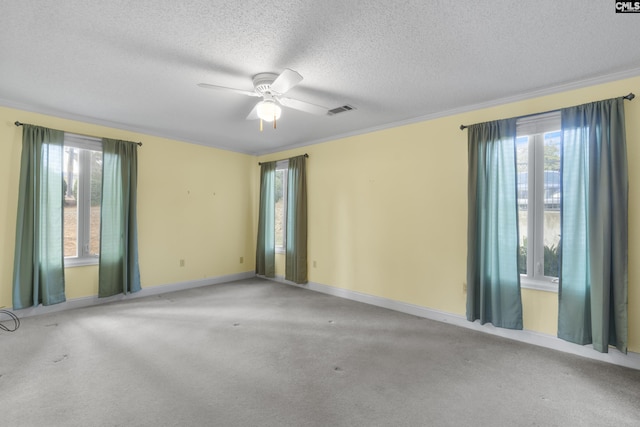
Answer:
[274,160,288,253]
[516,112,561,291]
[63,134,102,266]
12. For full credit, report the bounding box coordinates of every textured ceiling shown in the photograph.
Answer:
[2,1,640,154]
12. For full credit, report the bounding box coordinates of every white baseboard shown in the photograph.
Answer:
[269,276,640,371]
[8,272,639,371]
[6,270,255,319]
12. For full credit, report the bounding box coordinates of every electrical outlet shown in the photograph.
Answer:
[313,260,317,268]
[240,256,244,264]
[179,259,185,267]
[462,282,467,293]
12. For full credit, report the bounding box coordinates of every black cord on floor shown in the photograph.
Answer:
[0,309,20,332]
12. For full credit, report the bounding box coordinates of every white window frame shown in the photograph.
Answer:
[275,159,289,254]
[516,112,561,292]
[64,133,102,267]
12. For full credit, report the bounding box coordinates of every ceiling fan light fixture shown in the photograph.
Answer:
[257,100,282,122]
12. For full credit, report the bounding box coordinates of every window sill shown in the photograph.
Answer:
[275,247,285,255]
[521,277,558,293]
[64,257,99,268]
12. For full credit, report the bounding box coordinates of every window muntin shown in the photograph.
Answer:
[274,160,288,253]
[516,113,561,290]
[63,134,102,266]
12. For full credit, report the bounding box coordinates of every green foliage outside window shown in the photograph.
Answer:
[518,237,560,278]
[90,151,102,206]
[275,169,284,203]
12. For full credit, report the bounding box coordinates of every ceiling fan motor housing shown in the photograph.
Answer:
[253,73,279,95]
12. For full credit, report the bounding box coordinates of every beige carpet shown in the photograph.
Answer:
[1,278,639,426]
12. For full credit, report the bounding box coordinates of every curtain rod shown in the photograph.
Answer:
[258,153,308,166]
[14,121,143,146]
[459,92,635,131]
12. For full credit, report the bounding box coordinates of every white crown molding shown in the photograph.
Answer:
[253,67,640,156]
[5,68,640,158]
[0,98,258,155]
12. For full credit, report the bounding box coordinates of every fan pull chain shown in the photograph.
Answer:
[258,117,278,131]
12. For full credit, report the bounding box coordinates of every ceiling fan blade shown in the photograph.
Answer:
[246,102,259,120]
[197,83,260,97]
[278,97,328,115]
[270,69,303,95]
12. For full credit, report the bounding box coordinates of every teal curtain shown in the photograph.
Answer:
[12,125,66,309]
[99,138,141,297]
[285,155,308,284]
[256,161,276,277]
[559,98,628,353]
[466,119,522,329]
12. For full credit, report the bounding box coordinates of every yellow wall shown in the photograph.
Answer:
[0,106,256,309]
[2,75,638,354]
[260,76,640,353]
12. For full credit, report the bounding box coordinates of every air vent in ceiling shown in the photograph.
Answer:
[328,105,355,116]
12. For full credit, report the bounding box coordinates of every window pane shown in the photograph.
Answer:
[274,168,285,249]
[63,145,102,259]
[516,136,529,275]
[543,131,561,277]
[64,147,78,257]
[89,150,102,256]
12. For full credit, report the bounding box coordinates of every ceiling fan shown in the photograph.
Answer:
[198,69,328,130]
